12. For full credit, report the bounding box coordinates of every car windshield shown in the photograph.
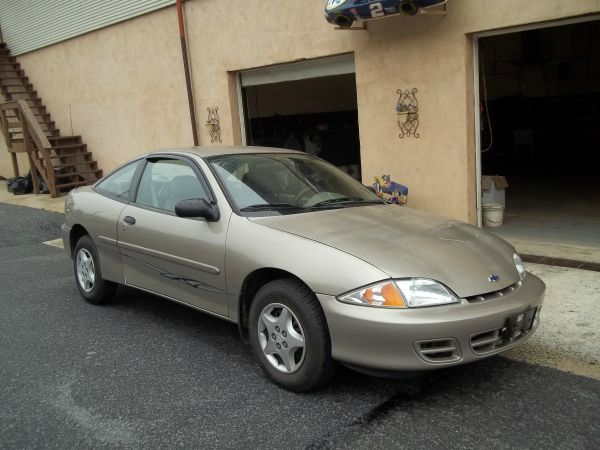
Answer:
[207,153,384,215]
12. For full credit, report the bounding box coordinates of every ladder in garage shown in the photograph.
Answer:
[0,41,103,197]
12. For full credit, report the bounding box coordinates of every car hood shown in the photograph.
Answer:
[250,205,520,298]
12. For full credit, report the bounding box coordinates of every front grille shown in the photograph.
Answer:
[471,307,539,355]
[465,280,522,303]
[414,338,462,364]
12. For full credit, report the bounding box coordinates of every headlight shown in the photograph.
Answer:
[514,253,526,280]
[338,279,460,308]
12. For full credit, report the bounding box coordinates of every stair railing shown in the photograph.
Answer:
[0,99,57,196]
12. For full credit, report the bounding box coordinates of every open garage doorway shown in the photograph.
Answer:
[239,55,362,180]
[476,19,600,261]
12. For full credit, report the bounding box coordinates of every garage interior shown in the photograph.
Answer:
[241,68,362,180]
[478,20,600,260]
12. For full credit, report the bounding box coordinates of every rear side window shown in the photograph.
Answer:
[96,161,139,200]
[135,158,210,213]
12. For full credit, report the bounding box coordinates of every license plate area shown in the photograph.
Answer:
[500,307,537,342]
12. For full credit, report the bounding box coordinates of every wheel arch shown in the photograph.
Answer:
[69,224,90,258]
[238,267,322,336]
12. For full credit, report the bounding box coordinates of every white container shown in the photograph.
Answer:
[482,202,505,227]
[481,176,508,207]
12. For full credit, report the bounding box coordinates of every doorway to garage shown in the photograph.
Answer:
[475,19,600,260]
[239,54,362,180]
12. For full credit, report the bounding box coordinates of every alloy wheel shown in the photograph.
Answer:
[76,248,96,293]
[257,303,306,373]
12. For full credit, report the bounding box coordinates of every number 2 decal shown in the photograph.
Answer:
[370,2,384,18]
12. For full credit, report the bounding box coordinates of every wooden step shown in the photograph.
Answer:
[14,129,60,140]
[0,69,24,77]
[1,83,33,92]
[49,135,82,145]
[4,92,38,100]
[0,63,19,70]
[1,78,27,86]
[36,113,52,123]
[11,129,59,141]
[54,169,102,179]
[24,98,42,107]
[2,86,35,93]
[8,120,54,131]
[52,151,93,160]
[52,143,86,151]
[0,75,27,81]
[3,112,49,122]
[55,180,90,190]
[28,105,47,114]
[53,160,98,169]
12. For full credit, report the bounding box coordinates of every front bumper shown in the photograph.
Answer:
[318,273,545,372]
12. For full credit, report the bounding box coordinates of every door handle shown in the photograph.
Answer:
[123,216,136,225]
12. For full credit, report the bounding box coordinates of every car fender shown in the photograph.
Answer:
[65,188,127,284]
[225,213,389,324]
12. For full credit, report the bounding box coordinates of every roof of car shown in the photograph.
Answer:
[150,146,304,158]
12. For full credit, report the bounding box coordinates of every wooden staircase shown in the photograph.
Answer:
[0,41,102,197]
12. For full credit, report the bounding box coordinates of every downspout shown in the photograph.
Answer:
[176,0,199,146]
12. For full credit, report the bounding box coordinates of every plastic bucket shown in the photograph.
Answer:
[482,202,505,227]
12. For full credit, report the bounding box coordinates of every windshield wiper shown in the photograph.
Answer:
[240,203,304,211]
[311,197,383,208]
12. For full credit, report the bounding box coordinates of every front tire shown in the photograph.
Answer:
[249,279,336,392]
[333,13,354,28]
[73,235,117,304]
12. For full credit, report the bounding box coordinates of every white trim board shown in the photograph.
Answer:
[240,54,355,87]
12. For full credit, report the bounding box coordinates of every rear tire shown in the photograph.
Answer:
[249,279,336,392]
[73,235,117,305]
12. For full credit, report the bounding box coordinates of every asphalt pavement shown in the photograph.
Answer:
[1,203,599,449]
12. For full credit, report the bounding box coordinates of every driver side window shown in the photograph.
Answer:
[135,159,209,213]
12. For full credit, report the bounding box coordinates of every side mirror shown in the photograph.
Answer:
[175,198,220,222]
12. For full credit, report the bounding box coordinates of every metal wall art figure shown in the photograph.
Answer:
[396,88,420,138]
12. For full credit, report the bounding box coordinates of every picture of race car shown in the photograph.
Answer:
[325,0,447,27]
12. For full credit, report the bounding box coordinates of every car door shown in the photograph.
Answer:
[117,156,229,317]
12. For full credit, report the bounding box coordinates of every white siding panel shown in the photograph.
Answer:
[0,0,176,55]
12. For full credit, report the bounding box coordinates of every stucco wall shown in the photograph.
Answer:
[13,7,193,172]
[4,0,599,222]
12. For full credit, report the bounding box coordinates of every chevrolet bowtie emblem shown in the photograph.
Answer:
[488,274,500,283]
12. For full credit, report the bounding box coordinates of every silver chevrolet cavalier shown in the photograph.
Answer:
[62,147,545,392]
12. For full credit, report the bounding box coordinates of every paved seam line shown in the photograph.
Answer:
[522,254,600,272]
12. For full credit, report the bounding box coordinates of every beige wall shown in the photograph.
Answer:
[3,0,599,222]
[15,7,193,172]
